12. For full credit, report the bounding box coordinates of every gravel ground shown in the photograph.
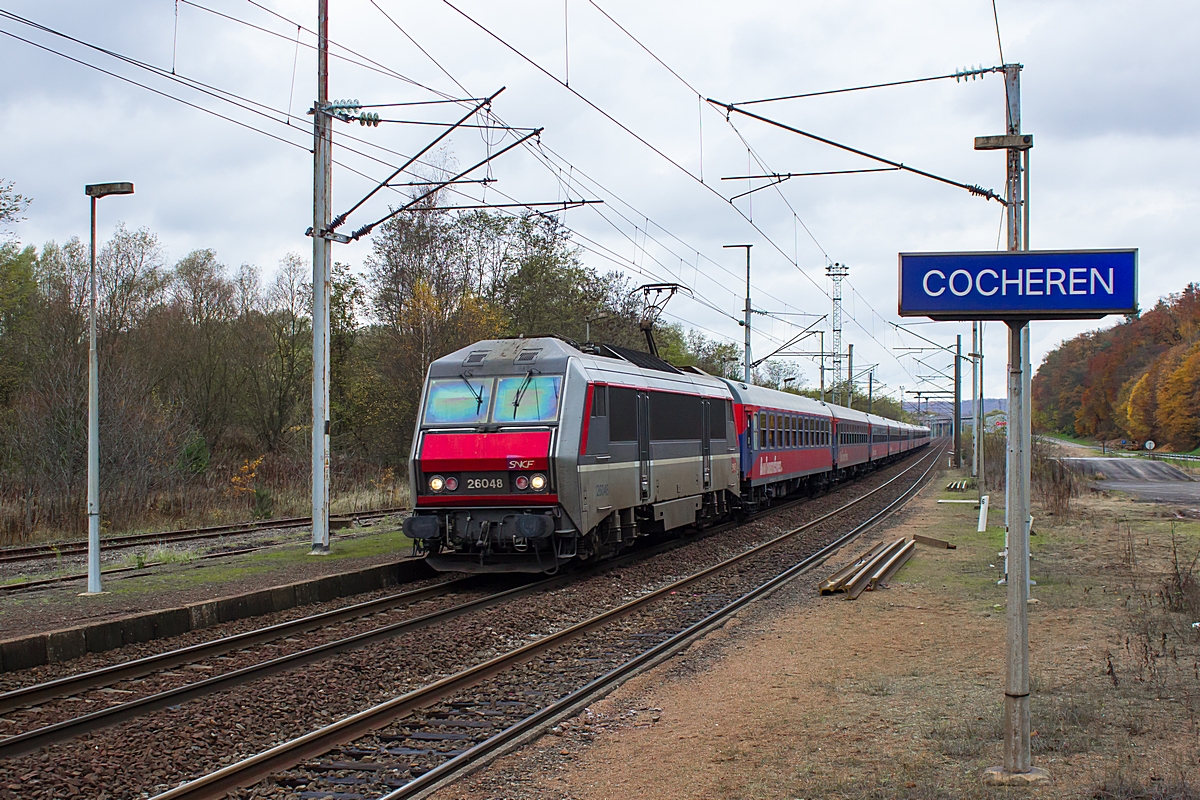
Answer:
[0,453,933,800]
[441,465,1200,800]
[228,454,940,799]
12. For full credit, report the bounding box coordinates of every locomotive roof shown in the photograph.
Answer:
[427,336,731,396]
[428,336,581,378]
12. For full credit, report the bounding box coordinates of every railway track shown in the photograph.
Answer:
[0,486,808,755]
[0,507,409,566]
[144,445,943,800]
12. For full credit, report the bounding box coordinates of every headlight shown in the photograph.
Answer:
[445,476,459,491]
[529,473,546,491]
[428,475,445,493]
[514,475,530,490]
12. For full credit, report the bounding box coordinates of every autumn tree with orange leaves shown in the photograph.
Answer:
[1033,283,1200,451]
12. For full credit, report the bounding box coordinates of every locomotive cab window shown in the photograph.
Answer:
[492,375,561,423]
[424,377,493,425]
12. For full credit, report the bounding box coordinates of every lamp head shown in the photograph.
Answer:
[85,182,134,198]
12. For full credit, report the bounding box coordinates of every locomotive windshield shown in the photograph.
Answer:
[422,374,562,425]
[424,377,492,424]
[493,374,561,422]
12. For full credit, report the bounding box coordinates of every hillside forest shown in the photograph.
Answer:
[0,179,901,543]
[1032,282,1200,452]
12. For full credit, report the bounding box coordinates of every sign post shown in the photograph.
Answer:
[899,248,1136,787]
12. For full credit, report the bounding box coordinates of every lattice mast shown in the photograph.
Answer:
[826,262,849,405]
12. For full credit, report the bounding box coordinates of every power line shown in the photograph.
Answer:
[182,0,448,97]
[991,0,1006,64]
[364,0,472,97]
[0,25,308,152]
[731,66,1001,105]
[708,98,1004,203]
[359,3,828,338]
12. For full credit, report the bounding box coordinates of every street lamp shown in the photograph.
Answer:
[83,181,134,595]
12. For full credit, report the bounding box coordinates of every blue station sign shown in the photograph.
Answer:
[898,249,1138,320]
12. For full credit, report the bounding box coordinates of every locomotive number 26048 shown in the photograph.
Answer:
[465,477,506,491]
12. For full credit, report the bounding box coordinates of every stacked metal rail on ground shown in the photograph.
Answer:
[819,537,915,600]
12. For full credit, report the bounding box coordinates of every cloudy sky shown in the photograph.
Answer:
[2,0,1196,402]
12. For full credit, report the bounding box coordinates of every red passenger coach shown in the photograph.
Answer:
[725,381,835,506]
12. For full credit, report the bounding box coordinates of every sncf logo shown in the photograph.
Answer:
[508,459,535,470]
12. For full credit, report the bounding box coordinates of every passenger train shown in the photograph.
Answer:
[403,337,930,573]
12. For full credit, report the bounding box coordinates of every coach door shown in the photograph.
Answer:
[637,391,651,501]
[700,399,712,490]
[831,419,839,466]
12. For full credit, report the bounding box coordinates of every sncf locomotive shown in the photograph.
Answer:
[403,337,929,573]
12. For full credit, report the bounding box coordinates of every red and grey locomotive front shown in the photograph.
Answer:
[403,339,577,572]
[403,337,742,573]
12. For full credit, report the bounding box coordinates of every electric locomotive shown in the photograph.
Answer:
[403,336,930,573]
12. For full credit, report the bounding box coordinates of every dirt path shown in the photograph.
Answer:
[439,474,1200,799]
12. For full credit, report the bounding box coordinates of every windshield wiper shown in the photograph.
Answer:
[460,373,485,414]
[511,370,536,419]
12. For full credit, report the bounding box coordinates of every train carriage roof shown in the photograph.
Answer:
[719,380,833,417]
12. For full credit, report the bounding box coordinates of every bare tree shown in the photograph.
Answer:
[238,253,312,452]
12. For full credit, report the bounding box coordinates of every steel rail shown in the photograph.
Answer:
[394,445,944,800]
[0,507,409,564]
[0,576,474,714]
[0,493,798,755]
[0,572,569,759]
[148,445,941,800]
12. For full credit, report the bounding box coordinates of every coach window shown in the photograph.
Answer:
[766,414,774,448]
[791,416,797,447]
[758,413,767,449]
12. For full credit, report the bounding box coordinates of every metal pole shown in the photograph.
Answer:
[311,0,332,554]
[818,331,825,402]
[979,324,986,490]
[87,195,101,594]
[954,334,962,468]
[972,322,980,478]
[985,62,1048,787]
[867,371,873,414]
[744,247,752,382]
[1003,319,1031,773]
[846,343,854,408]
[723,244,752,382]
